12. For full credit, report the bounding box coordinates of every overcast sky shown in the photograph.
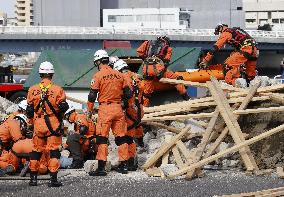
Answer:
[0,0,16,17]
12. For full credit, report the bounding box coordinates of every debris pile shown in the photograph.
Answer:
[140,77,284,180]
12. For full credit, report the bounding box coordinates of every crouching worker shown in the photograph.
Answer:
[26,61,69,187]
[113,59,144,171]
[0,138,48,177]
[64,104,96,169]
[87,50,132,176]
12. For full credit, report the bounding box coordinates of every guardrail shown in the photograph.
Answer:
[1,26,284,39]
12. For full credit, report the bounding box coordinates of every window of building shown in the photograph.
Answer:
[30,16,34,19]
[0,20,3,25]
[108,15,116,22]
[272,19,279,23]
[246,19,256,23]
[281,19,284,24]
[19,13,25,16]
[259,19,268,25]
[161,14,175,22]
[237,7,242,10]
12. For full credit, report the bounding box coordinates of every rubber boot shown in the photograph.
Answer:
[48,172,63,187]
[0,165,14,176]
[114,160,128,174]
[29,171,38,186]
[128,157,138,171]
[89,160,107,176]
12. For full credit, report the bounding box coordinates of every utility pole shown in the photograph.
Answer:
[159,0,161,28]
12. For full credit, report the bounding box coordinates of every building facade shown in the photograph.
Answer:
[101,0,245,29]
[0,11,7,26]
[15,0,34,26]
[33,0,100,26]
[244,0,284,30]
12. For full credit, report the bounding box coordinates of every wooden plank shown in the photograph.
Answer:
[176,140,191,160]
[266,93,284,105]
[216,186,284,197]
[234,106,284,115]
[142,125,191,170]
[142,112,214,122]
[161,135,172,166]
[66,96,86,105]
[172,145,185,169]
[167,123,284,179]
[208,79,258,171]
[185,108,220,179]
[203,82,260,159]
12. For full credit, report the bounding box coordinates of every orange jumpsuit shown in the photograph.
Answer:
[66,112,96,159]
[137,41,187,107]
[0,139,48,174]
[122,71,144,158]
[0,119,23,151]
[87,64,129,162]
[27,78,67,173]
[203,27,258,86]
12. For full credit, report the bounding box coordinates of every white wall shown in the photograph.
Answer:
[103,8,186,29]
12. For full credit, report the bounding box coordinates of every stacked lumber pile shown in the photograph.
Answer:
[141,77,284,180]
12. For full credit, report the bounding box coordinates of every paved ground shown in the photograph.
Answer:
[1,170,284,197]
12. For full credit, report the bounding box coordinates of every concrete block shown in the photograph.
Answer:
[84,160,111,173]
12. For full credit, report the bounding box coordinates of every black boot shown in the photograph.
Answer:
[0,165,14,176]
[48,172,62,187]
[89,160,107,176]
[128,157,138,171]
[182,93,190,101]
[114,160,128,174]
[29,171,38,186]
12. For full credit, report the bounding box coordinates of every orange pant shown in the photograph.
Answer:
[125,105,144,158]
[29,134,62,173]
[143,69,187,107]
[96,103,128,161]
[224,46,257,85]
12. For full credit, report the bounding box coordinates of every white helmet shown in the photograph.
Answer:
[39,61,54,74]
[94,50,109,62]
[113,59,128,71]
[18,100,28,111]
[14,114,27,124]
[109,56,119,66]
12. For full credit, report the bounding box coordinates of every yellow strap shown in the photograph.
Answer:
[39,83,52,93]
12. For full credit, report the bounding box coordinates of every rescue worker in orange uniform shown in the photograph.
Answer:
[0,114,26,152]
[199,24,259,86]
[113,59,144,171]
[64,104,96,169]
[0,138,49,176]
[26,61,69,187]
[137,36,189,107]
[87,50,132,176]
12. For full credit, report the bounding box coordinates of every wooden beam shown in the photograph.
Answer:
[142,112,214,122]
[203,82,260,159]
[176,140,192,160]
[185,108,220,179]
[67,96,87,105]
[172,145,185,169]
[234,106,284,115]
[142,125,191,170]
[167,123,284,178]
[208,79,258,171]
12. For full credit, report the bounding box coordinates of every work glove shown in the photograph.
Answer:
[199,61,209,70]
